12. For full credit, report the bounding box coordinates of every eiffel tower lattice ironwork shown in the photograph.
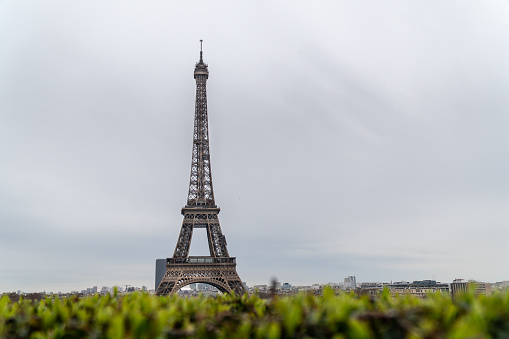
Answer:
[156,42,246,296]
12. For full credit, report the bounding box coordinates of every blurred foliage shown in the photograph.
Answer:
[1,289,509,338]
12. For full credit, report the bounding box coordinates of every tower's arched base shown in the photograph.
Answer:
[155,258,246,296]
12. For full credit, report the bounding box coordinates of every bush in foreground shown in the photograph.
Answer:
[1,289,509,338]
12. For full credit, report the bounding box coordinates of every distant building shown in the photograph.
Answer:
[281,283,292,290]
[360,282,386,296]
[253,285,268,292]
[472,282,492,296]
[492,281,509,291]
[294,285,311,292]
[155,259,166,290]
[194,283,218,292]
[388,280,449,298]
[360,282,384,289]
[344,276,357,290]
[322,282,340,289]
[451,279,492,297]
[450,279,468,296]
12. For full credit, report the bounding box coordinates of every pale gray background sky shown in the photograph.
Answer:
[1,1,509,292]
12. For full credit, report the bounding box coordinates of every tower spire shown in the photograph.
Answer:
[200,39,203,62]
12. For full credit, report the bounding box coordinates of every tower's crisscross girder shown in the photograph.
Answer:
[188,76,215,207]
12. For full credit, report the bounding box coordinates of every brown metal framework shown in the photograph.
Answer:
[156,42,246,296]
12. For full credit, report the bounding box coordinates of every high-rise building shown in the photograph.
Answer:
[344,276,357,290]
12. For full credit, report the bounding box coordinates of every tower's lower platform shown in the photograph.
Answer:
[155,256,246,296]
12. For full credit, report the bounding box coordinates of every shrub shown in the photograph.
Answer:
[1,290,508,338]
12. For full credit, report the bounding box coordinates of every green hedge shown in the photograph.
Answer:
[1,289,509,338]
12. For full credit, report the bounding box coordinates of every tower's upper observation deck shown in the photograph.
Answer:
[194,40,209,79]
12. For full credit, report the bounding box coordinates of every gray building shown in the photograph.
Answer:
[155,259,166,290]
[344,276,357,290]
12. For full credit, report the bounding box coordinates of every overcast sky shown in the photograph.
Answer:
[1,1,509,292]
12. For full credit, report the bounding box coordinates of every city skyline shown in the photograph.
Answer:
[1,1,509,292]
[6,276,504,295]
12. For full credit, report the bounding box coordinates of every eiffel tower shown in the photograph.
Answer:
[156,42,246,296]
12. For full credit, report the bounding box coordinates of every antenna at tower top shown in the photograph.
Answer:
[200,40,203,62]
